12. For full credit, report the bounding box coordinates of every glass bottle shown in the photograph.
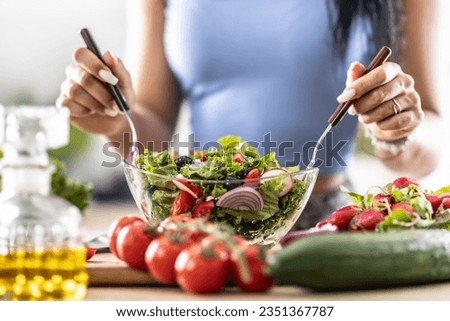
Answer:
[0,105,88,301]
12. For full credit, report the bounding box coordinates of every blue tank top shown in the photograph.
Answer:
[164,0,371,174]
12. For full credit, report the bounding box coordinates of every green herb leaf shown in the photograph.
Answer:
[346,192,365,207]
[217,135,243,151]
[432,186,450,196]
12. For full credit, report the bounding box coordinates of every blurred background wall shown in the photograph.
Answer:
[0,0,448,201]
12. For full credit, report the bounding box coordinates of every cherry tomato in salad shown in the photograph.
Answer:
[233,152,245,163]
[175,242,230,294]
[192,200,215,218]
[230,244,273,292]
[145,235,189,284]
[244,168,260,186]
[170,191,196,215]
[107,215,144,259]
[116,220,155,271]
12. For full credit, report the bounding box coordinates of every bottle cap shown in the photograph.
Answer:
[0,105,70,150]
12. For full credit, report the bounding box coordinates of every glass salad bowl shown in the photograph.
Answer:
[122,136,319,245]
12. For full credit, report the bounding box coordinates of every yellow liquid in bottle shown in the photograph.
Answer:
[0,248,89,301]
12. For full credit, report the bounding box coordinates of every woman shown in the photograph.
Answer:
[57,0,444,229]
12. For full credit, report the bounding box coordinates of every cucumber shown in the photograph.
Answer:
[267,230,450,291]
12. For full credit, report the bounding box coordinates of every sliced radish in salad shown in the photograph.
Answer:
[172,178,203,199]
[260,168,294,197]
[216,186,264,211]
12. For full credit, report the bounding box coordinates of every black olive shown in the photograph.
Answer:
[175,155,194,170]
[224,176,242,190]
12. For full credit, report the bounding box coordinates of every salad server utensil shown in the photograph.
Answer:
[306,46,392,169]
[80,28,139,163]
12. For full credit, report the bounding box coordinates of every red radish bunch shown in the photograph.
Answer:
[315,176,450,233]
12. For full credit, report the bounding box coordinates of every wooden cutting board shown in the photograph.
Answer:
[87,253,158,286]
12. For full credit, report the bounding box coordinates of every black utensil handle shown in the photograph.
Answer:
[80,28,129,112]
[328,46,392,127]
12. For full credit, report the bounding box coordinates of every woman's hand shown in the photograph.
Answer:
[56,48,135,136]
[337,61,424,142]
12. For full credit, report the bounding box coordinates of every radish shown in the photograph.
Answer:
[442,198,450,210]
[372,193,393,213]
[426,193,450,213]
[426,193,442,213]
[349,210,385,231]
[391,202,414,215]
[391,177,419,190]
[321,205,363,231]
[216,186,264,211]
[260,168,293,197]
[172,178,203,199]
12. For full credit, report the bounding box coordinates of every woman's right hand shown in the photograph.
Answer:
[56,48,135,136]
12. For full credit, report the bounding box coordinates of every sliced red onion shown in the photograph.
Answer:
[172,178,201,199]
[216,186,264,211]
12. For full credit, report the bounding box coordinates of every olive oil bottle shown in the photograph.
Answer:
[0,106,88,300]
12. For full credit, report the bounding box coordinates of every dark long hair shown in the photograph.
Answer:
[328,0,404,61]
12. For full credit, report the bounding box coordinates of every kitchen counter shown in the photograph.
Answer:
[82,201,450,301]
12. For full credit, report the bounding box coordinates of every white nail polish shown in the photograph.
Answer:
[99,69,119,85]
[337,88,356,103]
[112,102,121,112]
[104,108,119,117]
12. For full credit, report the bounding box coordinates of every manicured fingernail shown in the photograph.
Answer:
[358,115,364,123]
[99,69,118,85]
[113,102,120,112]
[337,88,355,103]
[108,50,118,61]
[347,105,356,116]
[104,108,119,117]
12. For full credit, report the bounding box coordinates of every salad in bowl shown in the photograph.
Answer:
[123,136,318,244]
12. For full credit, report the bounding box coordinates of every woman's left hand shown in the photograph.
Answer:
[337,61,424,142]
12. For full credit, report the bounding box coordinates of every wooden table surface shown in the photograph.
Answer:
[82,201,450,301]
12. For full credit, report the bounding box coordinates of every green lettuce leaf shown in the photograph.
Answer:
[376,209,414,232]
[257,152,280,172]
[217,135,243,151]
[149,189,178,221]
